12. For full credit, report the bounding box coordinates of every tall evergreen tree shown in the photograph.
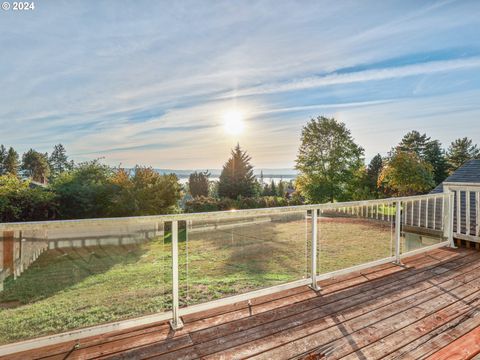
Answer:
[278,180,286,198]
[0,145,6,175]
[4,147,19,176]
[446,137,480,172]
[398,131,448,186]
[270,179,277,196]
[262,182,271,196]
[398,131,430,158]
[367,154,383,198]
[49,144,73,176]
[218,144,256,199]
[22,149,51,183]
[424,140,448,185]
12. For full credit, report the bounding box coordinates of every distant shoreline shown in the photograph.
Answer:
[154,168,298,179]
[177,175,296,184]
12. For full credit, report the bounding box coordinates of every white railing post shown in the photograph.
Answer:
[395,201,402,264]
[456,190,461,234]
[444,190,456,248]
[448,191,456,248]
[169,220,184,330]
[466,191,471,236]
[476,191,480,238]
[310,209,320,292]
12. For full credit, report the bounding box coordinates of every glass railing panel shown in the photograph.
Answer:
[317,202,395,274]
[0,219,171,345]
[180,210,309,307]
[401,196,446,254]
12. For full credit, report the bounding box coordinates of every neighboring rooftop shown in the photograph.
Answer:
[431,159,480,193]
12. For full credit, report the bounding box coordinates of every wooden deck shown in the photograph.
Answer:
[5,247,480,360]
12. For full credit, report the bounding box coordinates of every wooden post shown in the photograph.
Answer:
[2,231,14,273]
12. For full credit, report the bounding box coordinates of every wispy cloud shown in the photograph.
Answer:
[0,1,479,168]
[230,57,480,97]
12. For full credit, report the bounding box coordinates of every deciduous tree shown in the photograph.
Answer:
[51,160,115,219]
[378,151,435,196]
[188,171,210,197]
[295,116,364,203]
[0,174,56,222]
[110,167,181,216]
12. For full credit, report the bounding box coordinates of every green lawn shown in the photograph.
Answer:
[0,213,399,344]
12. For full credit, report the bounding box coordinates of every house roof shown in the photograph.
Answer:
[431,159,480,193]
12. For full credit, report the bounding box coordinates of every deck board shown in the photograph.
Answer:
[5,247,480,360]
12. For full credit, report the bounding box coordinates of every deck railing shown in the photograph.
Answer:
[445,184,480,243]
[0,192,455,354]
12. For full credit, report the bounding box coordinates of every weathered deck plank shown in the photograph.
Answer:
[4,247,480,360]
[425,326,480,360]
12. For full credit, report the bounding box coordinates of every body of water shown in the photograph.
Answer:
[178,176,295,185]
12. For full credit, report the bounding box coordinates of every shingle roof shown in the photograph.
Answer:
[431,159,480,193]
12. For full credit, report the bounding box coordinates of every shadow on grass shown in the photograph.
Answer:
[0,243,148,306]
[185,215,309,291]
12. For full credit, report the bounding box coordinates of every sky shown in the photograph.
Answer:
[1,0,480,169]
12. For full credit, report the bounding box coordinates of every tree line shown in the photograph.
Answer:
[0,144,73,182]
[186,117,480,208]
[0,144,181,222]
[295,117,480,202]
[1,116,479,221]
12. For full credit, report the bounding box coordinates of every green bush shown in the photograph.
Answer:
[0,174,57,222]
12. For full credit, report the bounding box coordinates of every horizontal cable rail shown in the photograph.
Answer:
[0,192,457,355]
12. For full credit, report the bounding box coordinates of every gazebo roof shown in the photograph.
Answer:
[431,159,480,193]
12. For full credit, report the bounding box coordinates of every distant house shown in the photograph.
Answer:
[431,159,480,242]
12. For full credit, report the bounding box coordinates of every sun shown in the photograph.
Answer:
[223,110,245,135]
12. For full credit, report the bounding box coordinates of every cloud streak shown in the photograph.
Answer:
[231,57,480,97]
[0,1,480,168]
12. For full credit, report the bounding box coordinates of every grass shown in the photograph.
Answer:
[0,213,410,344]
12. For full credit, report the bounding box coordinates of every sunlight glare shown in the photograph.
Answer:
[223,110,245,135]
